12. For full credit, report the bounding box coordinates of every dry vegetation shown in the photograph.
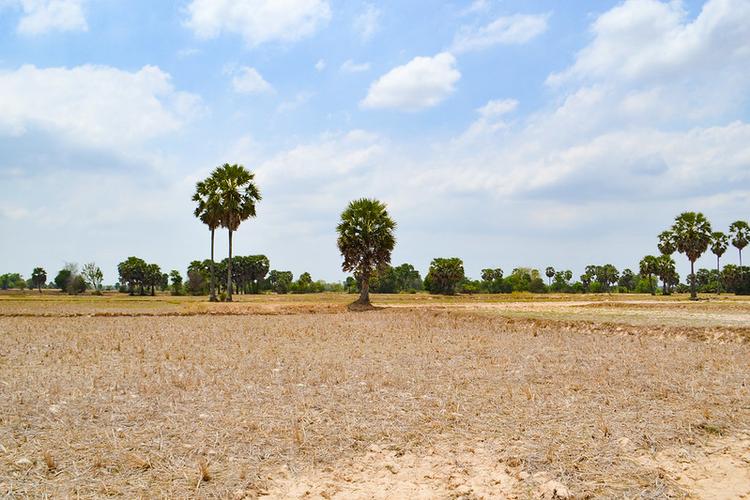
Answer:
[1,293,749,498]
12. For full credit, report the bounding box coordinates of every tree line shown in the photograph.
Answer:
[4,164,748,304]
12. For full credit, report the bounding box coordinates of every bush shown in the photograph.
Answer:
[528,278,548,293]
[67,275,87,295]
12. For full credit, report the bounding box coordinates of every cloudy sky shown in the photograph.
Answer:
[1,0,749,283]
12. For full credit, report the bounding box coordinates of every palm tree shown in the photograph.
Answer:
[193,175,223,302]
[729,220,749,270]
[31,267,46,293]
[545,266,555,286]
[212,164,262,302]
[336,198,396,307]
[670,212,712,300]
[657,230,676,255]
[710,231,729,294]
[639,255,658,295]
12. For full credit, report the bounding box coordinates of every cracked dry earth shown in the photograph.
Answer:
[1,300,749,498]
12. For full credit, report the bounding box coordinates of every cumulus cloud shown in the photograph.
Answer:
[315,59,326,72]
[6,0,88,35]
[353,4,380,41]
[361,52,460,111]
[184,0,331,47]
[547,0,750,86]
[231,66,274,94]
[0,64,201,148]
[451,13,549,53]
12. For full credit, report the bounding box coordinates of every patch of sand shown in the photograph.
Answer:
[639,434,750,499]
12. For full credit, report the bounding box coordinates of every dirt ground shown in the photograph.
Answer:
[1,292,749,498]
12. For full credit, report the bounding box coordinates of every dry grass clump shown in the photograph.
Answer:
[0,298,749,497]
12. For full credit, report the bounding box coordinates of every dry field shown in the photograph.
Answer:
[1,292,749,498]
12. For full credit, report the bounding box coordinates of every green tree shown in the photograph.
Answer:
[193,174,223,301]
[118,257,147,295]
[336,198,397,306]
[144,263,163,296]
[729,220,749,269]
[655,254,678,295]
[618,268,636,291]
[212,164,262,302]
[657,230,676,255]
[670,212,712,300]
[31,267,47,292]
[481,268,505,293]
[424,258,465,295]
[710,231,729,294]
[545,266,555,286]
[54,269,72,291]
[268,270,293,294]
[392,263,422,292]
[169,270,183,296]
[0,273,25,290]
[81,262,103,294]
[639,255,659,295]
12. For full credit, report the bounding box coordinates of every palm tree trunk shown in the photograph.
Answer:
[227,229,233,302]
[690,260,697,300]
[357,277,370,305]
[209,228,217,302]
[717,255,721,295]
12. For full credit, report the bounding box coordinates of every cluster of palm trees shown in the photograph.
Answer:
[655,213,748,299]
[193,164,261,302]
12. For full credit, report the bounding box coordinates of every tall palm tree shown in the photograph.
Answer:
[639,255,658,295]
[657,230,676,255]
[670,212,712,300]
[710,231,729,294]
[729,220,749,270]
[336,198,396,307]
[213,164,261,302]
[193,175,222,302]
[545,266,555,286]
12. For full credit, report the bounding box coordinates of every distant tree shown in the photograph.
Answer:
[656,254,678,295]
[0,273,25,290]
[268,270,293,294]
[144,263,163,296]
[392,263,423,292]
[186,269,206,296]
[671,212,712,300]
[68,275,87,295]
[545,266,555,286]
[117,257,147,295]
[212,164,262,302]
[54,269,72,292]
[657,230,676,255]
[169,270,183,296]
[551,270,573,292]
[371,265,397,293]
[31,267,46,292]
[580,272,592,291]
[618,268,636,291]
[710,231,729,294]
[639,255,659,295]
[729,220,749,269]
[481,268,505,293]
[81,262,103,294]
[597,264,620,291]
[193,174,223,301]
[336,198,397,306]
[424,258,465,295]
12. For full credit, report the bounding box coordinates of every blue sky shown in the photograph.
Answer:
[1,0,749,284]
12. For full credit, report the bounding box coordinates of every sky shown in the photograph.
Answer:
[1,0,749,284]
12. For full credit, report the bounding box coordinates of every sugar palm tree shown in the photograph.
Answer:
[671,212,712,300]
[336,198,396,307]
[545,266,555,286]
[657,230,676,255]
[710,231,729,294]
[213,164,261,302]
[639,255,658,295]
[193,175,222,302]
[31,267,46,293]
[729,220,749,270]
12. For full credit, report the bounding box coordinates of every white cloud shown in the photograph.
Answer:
[547,0,750,86]
[456,98,518,143]
[461,0,490,16]
[231,66,274,94]
[353,4,380,41]
[8,0,87,35]
[451,13,549,53]
[0,64,201,148]
[340,59,371,73]
[315,59,326,72]
[361,52,460,111]
[184,0,331,47]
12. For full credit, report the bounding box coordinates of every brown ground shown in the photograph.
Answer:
[1,292,749,498]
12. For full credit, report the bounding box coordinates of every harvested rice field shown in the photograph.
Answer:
[1,293,749,498]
